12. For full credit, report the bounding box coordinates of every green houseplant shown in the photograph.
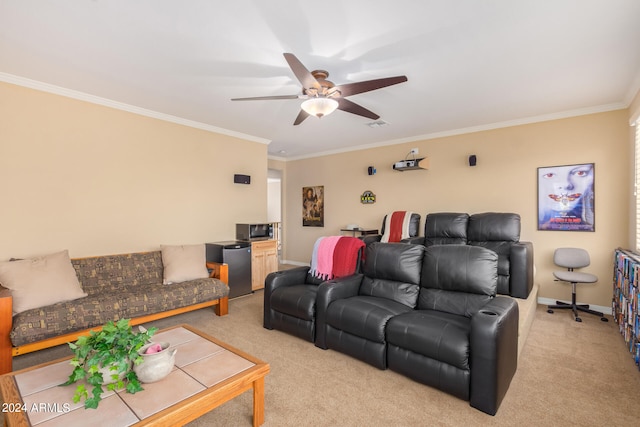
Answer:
[62,318,157,409]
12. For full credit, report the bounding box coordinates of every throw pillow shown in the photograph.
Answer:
[161,244,209,284]
[0,250,88,315]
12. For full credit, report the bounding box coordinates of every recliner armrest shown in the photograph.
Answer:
[263,266,310,329]
[265,266,310,290]
[314,274,363,349]
[469,296,519,416]
[360,235,382,245]
[509,241,534,299]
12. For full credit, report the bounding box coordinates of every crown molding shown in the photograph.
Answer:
[2,72,628,159]
[0,72,271,145]
[280,102,627,161]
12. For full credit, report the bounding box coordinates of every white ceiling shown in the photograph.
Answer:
[2,1,640,159]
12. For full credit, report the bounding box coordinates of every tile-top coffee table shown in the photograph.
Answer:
[0,324,270,426]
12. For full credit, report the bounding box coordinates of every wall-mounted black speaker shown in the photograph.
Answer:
[234,174,251,184]
[468,155,477,167]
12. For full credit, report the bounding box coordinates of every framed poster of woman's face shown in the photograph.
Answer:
[537,163,594,231]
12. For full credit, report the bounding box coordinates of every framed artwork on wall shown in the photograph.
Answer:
[303,185,324,227]
[537,163,595,231]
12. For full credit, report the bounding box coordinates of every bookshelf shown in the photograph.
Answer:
[613,248,640,367]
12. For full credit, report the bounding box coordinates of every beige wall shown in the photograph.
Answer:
[629,88,640,125]
[3,79,634,309]
[0,82,268,259]
[280,110,631,308]
[629,89,640,250]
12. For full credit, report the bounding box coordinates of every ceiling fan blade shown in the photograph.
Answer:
[231,94,301,101]
[283,53,321,91]
[337,98,380,120]
[293,109,310,126]
[333,76,408,97]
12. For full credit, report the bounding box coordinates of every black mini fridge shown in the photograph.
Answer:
[206,241,252,298]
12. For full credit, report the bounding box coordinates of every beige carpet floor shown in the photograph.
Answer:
[9,291,640,426]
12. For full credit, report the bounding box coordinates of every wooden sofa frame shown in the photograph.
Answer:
[0,262,229,375]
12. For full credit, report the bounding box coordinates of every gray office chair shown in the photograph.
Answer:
[547,247,607,322]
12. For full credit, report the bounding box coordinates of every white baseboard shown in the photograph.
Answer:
[537,296,612,316]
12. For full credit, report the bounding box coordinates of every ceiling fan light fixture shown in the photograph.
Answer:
[301,97,339,118]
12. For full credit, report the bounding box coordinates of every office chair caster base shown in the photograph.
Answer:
[547,300,607,323]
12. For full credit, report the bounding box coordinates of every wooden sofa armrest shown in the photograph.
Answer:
[0,289,13,374]
[207,262,229,316]
[206,262,229,285]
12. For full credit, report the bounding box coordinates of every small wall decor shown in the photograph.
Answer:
[537,163,595,231]
[303,185,324,227]
[360,190,376,204]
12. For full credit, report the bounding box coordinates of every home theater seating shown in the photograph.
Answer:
[265,238,521,415]
[366,211,534,299]
[263,267,328,343]
[264,236,364,343]
[405,212,534,299]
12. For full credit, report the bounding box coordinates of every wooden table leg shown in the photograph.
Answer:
[252,377,265,427]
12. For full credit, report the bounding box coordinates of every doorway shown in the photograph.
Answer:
[267,169,282,260]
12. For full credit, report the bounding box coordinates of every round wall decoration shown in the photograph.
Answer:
[360,190,376,204]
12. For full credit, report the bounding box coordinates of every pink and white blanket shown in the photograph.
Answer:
[310,236,365,280]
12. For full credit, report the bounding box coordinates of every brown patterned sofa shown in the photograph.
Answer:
[0,251,229,374]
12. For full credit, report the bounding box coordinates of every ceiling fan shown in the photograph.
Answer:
[231,53,408,125]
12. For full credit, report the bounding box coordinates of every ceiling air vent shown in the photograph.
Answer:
[367,120,388,128]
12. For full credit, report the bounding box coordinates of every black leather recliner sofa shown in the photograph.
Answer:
[315,243,424,369]
[314,242,519,415]
[404,212,534,299]
[386,244,518,415]
[264,244,364,342]
[263,266,326,342]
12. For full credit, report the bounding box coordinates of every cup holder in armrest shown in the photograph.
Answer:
[479,310,498,316]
